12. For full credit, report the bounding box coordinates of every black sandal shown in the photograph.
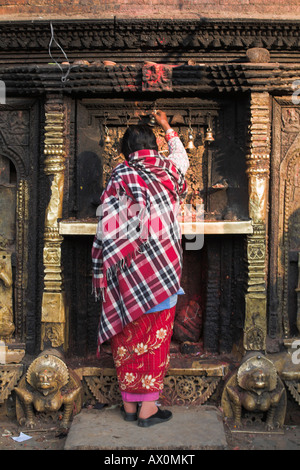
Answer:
[137,408,172,428]
[120,405,138,422]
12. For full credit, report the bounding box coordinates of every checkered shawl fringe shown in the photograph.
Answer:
[92,149,187,350]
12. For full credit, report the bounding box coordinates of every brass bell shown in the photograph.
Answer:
[186,130,195,150]
[104,125,111,143]
[205,113,214,143]
[148,106,158,127]
[205,127,214,142]
[148,114,156,127]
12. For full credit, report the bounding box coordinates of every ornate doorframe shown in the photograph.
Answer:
[269,96,300,339]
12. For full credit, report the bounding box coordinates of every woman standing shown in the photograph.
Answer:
[92,110,189,427]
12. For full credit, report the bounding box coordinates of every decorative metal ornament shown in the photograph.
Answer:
[104,125,111,143]
[15,351,82,429]
[221,353,287,430]
[148,107,157,127]
[186,129,196,150]
[148,105,158,127]
[0,251,15,341]
[205,127,214,142]
[186,111,196,150]
[80,366,225,407]
[41,104,67,351]
[149,114,156,127]
[205,113,214,142]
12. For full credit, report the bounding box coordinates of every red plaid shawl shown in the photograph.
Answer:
[92,149,187,351]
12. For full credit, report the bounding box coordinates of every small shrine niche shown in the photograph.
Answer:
[75,97,249,223]
[62,96,249,356]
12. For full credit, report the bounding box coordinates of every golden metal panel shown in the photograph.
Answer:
[58,219,253,236]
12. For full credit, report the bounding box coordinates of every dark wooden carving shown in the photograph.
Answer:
[1,62,299,98]
[1,20,300,66]
[142,64,172,92]
[0,99,40,351]
[203,236,246,353]
[269,97,300,338]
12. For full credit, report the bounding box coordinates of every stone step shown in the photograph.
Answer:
[64,405,227,451]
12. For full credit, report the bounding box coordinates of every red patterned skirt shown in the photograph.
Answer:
[110,306,176,395]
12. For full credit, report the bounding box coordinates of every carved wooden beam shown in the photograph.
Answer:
[1,63,300,96]
[1,19,300,64]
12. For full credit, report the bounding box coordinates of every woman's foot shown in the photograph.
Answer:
[121,402,138,421]
[138,408,173,428]
[138,401,158,420]
[123,402,137,414]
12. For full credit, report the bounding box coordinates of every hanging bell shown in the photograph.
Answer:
[148,106,158,127]
[205,126,214,142]
[148,114,156,127]
[104,126,111,143]
[186,130,195,150]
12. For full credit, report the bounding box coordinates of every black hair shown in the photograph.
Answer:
[121,124,158,160]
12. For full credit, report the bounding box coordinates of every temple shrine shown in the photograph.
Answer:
[0,2,299,432]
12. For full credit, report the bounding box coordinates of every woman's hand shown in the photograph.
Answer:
[152,110,171,132]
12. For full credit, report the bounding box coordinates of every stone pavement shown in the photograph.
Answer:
[0,404,299,451]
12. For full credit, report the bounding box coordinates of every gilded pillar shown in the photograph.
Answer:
[41,95,67,350]
[244,92,271,351]
[0,252,15,341]
[297,253,300,334]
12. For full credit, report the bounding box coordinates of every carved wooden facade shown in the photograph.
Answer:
[0,19,299,424]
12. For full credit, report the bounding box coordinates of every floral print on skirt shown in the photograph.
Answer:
[110,306,176,395]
